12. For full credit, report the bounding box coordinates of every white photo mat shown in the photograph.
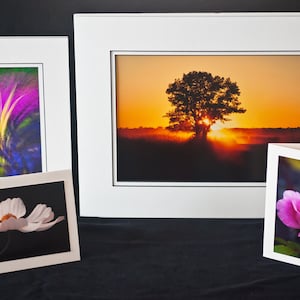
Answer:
[264,144,300,266]
[0,170,80,273]
[0,37,72,174]
[74,13,300,218]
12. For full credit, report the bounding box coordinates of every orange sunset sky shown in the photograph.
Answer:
[115,54,300,129]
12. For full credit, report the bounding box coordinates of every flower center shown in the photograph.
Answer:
[0,213,17,222]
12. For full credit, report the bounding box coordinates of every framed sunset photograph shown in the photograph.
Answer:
[112,53,300,185]
[74,13,300,218]
[264,143,300,266]
[0,170,80,273]
[0,37,72,177]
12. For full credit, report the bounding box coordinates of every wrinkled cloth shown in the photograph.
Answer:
[0,218,300,300]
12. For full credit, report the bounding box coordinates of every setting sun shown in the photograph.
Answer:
[202,118,212,126]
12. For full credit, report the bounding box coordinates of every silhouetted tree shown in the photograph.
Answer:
[165,71,246,141]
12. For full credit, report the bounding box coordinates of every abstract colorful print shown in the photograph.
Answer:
[0,67,42,176]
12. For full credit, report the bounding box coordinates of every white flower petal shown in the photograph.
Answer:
[35,216,65,232]
[26,203,45,221]
[18,222,42,232]
[26,204,54,223]
[0,200,65,233]
[0,198,26,219]
[41,209,55,223]
[20,216,65,233]
[0,217,27,232]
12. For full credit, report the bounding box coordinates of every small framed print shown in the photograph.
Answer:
[0,37,71,176]
[74,13,300,218]
[0,170,80,273]
[264,143,300,266]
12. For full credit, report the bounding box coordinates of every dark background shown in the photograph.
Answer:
[2,3,300,296]
[1,0,300,212]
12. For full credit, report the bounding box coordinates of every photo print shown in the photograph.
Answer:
[113,54,300,185]
[0,65,45,176]
[274,156,300,259]
[0,170,80,273]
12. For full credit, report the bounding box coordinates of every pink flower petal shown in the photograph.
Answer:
[281,190,300,226]
[283,190,300,199]
[277,197,300,229]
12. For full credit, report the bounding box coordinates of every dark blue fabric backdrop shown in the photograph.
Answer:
[1,218,300,299]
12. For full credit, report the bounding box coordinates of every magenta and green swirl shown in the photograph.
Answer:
[0,67,42,176]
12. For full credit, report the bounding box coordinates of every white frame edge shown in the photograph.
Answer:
[0,170,80,274]
[0,37,72,173]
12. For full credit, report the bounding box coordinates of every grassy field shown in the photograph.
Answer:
[116,127,300,183]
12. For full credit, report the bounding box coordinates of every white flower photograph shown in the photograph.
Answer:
[0,170,80,273]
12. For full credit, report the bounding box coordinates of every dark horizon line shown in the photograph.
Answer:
[117,126,300,130]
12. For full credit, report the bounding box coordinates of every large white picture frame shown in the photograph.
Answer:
[0,37,72,175]
[74,13,300,218]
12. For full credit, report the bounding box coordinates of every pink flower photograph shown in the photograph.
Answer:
[274,156,300,258]
[0,66,43,176]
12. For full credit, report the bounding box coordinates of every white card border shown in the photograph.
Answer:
[263,143,300,266]
[0,170,80,274]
